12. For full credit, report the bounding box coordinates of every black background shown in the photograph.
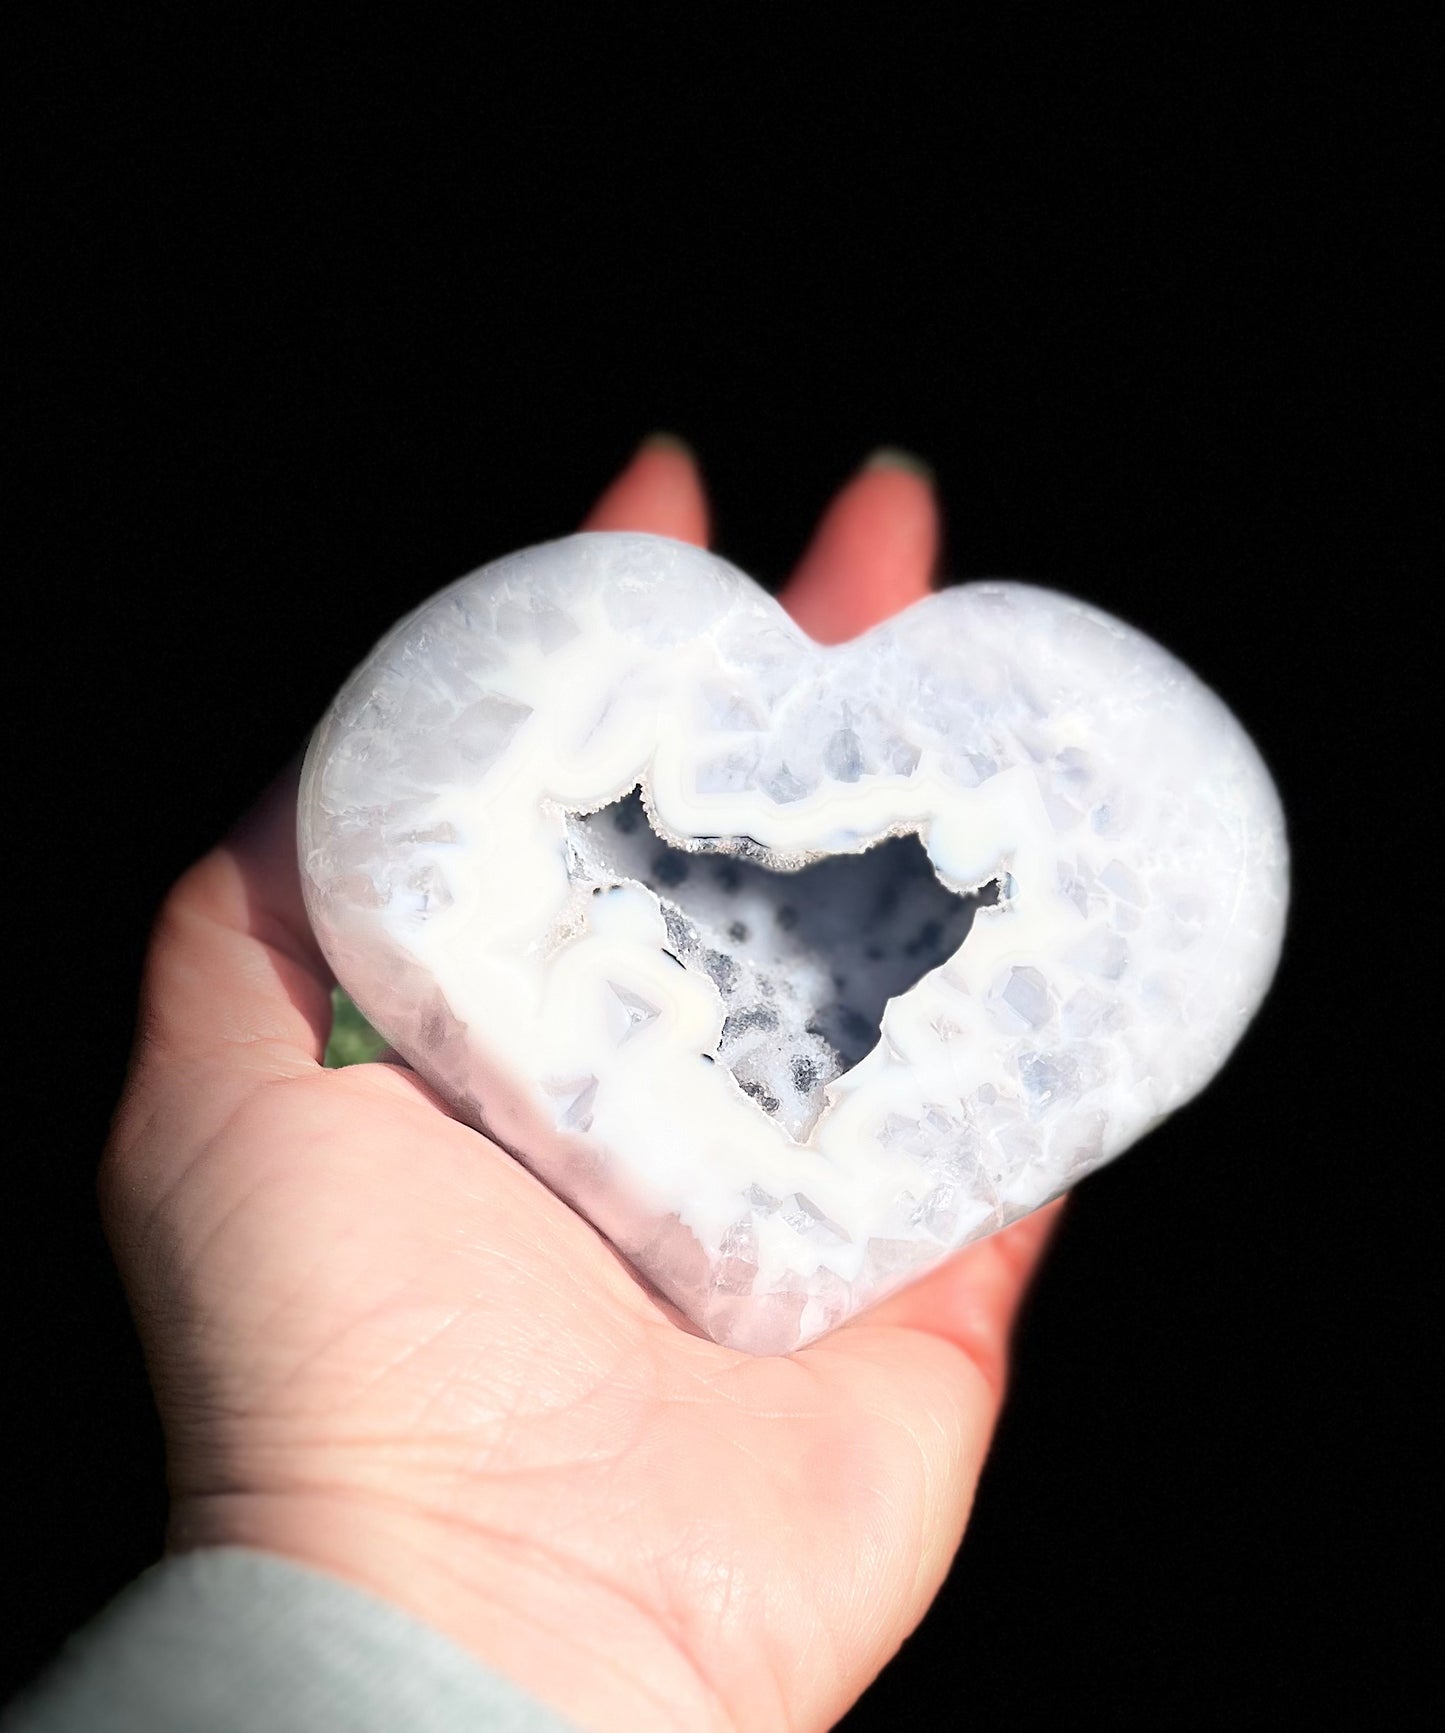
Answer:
[9,9,1428,1725]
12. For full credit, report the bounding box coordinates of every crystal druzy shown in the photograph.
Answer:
[299,532,1288,1353]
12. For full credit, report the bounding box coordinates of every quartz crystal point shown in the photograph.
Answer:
[299,532,1287,1354]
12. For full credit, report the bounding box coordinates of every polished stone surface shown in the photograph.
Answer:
[300,533,1287,1352]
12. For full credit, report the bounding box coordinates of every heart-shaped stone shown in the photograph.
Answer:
[300,532,1287,1353]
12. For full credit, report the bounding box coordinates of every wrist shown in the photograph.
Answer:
[168,1487,736,1733]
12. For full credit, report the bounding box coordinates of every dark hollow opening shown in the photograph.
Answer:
[567,790,999,1136]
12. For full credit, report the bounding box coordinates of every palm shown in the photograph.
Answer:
[104,444,1055,1732]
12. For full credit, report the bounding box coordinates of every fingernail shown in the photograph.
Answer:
[638,431,696,461]
[863,446,934,484]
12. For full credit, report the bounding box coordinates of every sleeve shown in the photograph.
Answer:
[2,1546,578,1732]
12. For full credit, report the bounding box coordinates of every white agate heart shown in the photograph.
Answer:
[299,532,1287,1353]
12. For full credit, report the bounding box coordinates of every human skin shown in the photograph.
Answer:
[100,439,1059,1732]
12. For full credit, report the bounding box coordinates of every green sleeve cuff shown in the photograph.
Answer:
[3,1547,577,1732]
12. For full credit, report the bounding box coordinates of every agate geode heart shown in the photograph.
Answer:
[299,533,1287,1353]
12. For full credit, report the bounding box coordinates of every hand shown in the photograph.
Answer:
[102,441,1059,1733]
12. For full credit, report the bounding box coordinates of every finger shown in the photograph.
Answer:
[143,760,331,1076]
[778,450,939,643]
[775,452,1056,1400]
[582,433,710,544]
[858,1201,1064,1395]
[108,764,333,1171]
